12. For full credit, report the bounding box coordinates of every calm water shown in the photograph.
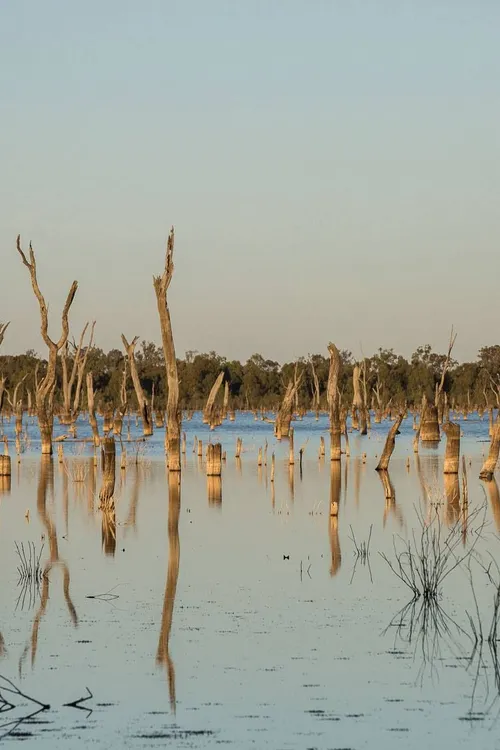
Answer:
[0,412,499,748]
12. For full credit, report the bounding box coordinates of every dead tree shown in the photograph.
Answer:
[376,412,404,471]
[16,236,78,454]
[435,326,457,423]
[98,437,116,509]
[352,363,367,434]
[60,321,95,425]
[0,322,9,348]
[442,421,460,474]
[480,414,500,481]
[420,394,440,442]
[121,335,153,436]
[310,357,321,416]
[86,372,100,446]
[113,363,128,435]
[223,380,230,418]
[6,375,27,438]
[153,227,181,471]
[327,343,342,460]
[275,368,303,439]
[203,371,224,425]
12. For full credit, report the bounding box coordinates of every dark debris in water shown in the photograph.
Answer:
[133,729,216,739]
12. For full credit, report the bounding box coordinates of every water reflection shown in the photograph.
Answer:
[483,477,500,532]
[444,474,460,527]
[329,462,341,576]
[156,473,180,713]
[26,457,78,668]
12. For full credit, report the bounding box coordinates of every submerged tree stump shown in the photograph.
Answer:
[0,455,11,477]
[420,396,440,442]
[480,415,500,480]
[442,421,460,474]
[207,443,222,476]
[99,437,116,508]
[376,413,404,471]
[327,343,342,461]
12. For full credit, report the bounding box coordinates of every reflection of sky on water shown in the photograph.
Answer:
[0,412,498,747]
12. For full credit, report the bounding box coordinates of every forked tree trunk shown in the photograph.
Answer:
[16,236,78,455]
[480,415,500,480]
[60,321,95,425]
[376,413,404,471]
[153,227,181,471]
[121,335,153,437]
[327,343,342,460]
[203,371,224,424]
[442,421,460,474]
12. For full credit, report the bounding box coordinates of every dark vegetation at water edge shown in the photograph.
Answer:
[2,342,500,412]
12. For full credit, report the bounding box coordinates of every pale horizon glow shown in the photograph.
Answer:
[1,2,499,364]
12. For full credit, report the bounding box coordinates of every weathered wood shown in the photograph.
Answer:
[376,413,404,471]
[86,372,100,447]
[327,343,342,460]
[99,437,116,508]
[16,236,78,454]
[0,322,9,348]
[420,394,440,442]
[275,369,303,438]
[203,372,224,425]
[442,421,460,474]
[60,321,95,425]
[153,228,181,471]
[0,455,11,477]
[207,443,222,477]
[121,335,153,437]
[480,414,500,480]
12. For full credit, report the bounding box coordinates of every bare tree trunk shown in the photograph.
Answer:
[113,363,128,435]
[207,443,222,476]
[376,413,404,471]
[60,322,95,424]
[203,371,224,425]
[442,421,460,474]
[153,228,181,471]
[310,358,320,416]
[480,414,500,480]
[86,372,100,446]
[223,380,229,418]
[16,236,78,455]
[420,394,440,442]
[327,343,342,460]
[435,326,457,421]
[98,437,116,508]
[275,370,303,439]
[121,335,153,437]
[0,322,9,348]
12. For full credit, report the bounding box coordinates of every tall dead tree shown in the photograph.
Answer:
[16,236,78,454]
[60,321,95,424]
[352,363,367,434]
[153,227,181,471]
[113,363,128,435]
[121,335,153,436]
[435,326,457,423]
[203,371,224,424]
[86,372,100,446]
[480,413,500,481]
[327,343,342,460]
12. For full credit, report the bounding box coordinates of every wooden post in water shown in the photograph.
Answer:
[376,413,404,472]
[197,440,203,458]
[327,343,342,460]
[289,428,295,466]
[270,453,275,482]
[206,443,222,476]
[99,437,116,508]
[480,415,500,480]
[413,427,420,454]
[442,421,460,474]
[181,432,186,454]
[235,437,242,458]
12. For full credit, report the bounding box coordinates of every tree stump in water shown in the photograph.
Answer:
[480,416,500,481]
[207,443,222,477]
[99,437,116,509]
[0,455,11,477]
[420,398,440,442]
[442,422,460,474]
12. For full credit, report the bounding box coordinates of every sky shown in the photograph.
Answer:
[0,1,499,364]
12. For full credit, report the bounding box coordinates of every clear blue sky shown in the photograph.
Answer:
[1,1,498,362]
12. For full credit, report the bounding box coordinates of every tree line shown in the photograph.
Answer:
[1,341,500,413]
